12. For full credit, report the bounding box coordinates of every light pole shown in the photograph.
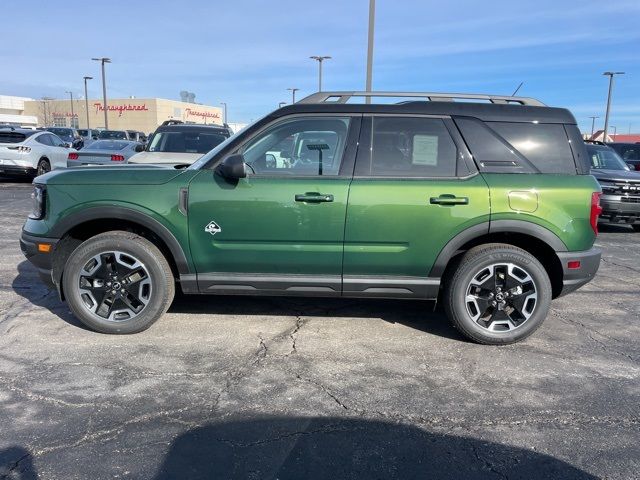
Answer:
[65,91,75,128]
[310,56,331,92]
[365,0,375,99]
[588,116,599,137]
[611,125,617,141]
[278,102,287,109]
[220,102,227,125]
[83,76,93,130]
[287,88,299,104]
[602,71,624,142]
[91,57,111,129]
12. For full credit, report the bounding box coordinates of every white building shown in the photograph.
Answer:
[0,95,38,127]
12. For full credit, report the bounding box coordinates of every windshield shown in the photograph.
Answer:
[99,130,128,140]
[587,145,630,171]
[48,128,73,139]
[147,130,228,154]
[86,140,130,151]
[77,129,89,136]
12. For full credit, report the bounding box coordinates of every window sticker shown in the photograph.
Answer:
[412,135,439,165]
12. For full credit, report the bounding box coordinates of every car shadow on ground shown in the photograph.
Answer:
[0,175,33,184]
[0,416,597,479]
[11,260,462,340]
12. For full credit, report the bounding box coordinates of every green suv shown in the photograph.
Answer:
[20,91,602,344]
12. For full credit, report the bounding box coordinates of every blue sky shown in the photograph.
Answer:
[1,0,638,133]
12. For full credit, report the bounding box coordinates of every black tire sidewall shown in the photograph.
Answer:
[447,246,552,345]
[62,232,173,334]
[37,159,50,176]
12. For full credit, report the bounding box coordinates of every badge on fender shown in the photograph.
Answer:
[205,221,221,235]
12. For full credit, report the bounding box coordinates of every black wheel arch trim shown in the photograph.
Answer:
[429,220,568,277]
[48,206,191,275]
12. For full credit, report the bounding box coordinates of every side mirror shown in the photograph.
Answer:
[62,143,70,148]
[135,143,145,152]
[217,154,247,179]
[92,135,98,140]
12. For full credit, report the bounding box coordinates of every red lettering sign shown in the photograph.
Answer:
[94,103,149,117]
[185,108,221,119]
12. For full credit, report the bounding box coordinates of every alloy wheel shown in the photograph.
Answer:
[465,263,538,332]
[76,251,152,322]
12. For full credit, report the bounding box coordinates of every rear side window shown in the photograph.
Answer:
[611,144,640,161]
[360,117,458,177]
[455,118,576,174]
[35,134,53,146]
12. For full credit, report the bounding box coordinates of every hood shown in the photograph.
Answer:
[127,151,202,165]
[36,164,187,185]
[591,168,640,183]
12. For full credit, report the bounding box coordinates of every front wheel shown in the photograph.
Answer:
[444,243,552,345]
[62,231,175,334]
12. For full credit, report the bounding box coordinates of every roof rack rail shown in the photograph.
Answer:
[298,91,546,107]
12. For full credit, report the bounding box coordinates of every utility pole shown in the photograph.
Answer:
[365,0,375,102]
[310,56,331,91]
[83,76,93,130]
[287,88,299,104]
[220,102,227,125]
[588,116,599,137]
[91,57,111,129]
[65,91,75,128]
[602,71,624,142]
[611,125,617,141]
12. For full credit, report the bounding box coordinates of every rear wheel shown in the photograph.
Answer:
[444,243,552,345]
[62,231,174,334]
[632,225,640,232]
[36,158,51,176]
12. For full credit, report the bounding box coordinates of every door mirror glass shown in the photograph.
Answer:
[217,154,247,179]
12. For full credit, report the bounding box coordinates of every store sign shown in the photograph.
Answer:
[185,108,221,120]
[94,103,149,117]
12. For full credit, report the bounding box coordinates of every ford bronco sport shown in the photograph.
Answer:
[21,91,602,344]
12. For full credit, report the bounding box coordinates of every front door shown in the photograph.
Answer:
[187,115,361,295]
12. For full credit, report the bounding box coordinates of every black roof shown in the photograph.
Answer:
[273,101,576,124]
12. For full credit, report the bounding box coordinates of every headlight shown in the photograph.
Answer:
[29,184,46,220]
[598,181,616,192]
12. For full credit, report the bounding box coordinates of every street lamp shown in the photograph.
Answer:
[278,102,287,109]
[602,71,624,142]
[287,88,299,104]
[310,56,331,92]
[65,91,75,128]
[91,57,111,129]
[220,102,227,125]
[365,0,375,97]
[83,76,93,130]
[588,116,599,137]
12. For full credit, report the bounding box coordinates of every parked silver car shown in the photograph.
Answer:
[66,140,145,166]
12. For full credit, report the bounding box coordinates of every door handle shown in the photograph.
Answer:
[430,194,469,206]
[295,193,334,203]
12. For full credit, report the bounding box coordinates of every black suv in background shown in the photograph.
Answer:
[45,127,84,149]
[586,141,640,231]
[608,142,640,171]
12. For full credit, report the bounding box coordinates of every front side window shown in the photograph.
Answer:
[362,117,457,177]
[241,117,351,176]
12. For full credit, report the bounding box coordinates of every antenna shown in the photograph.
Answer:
[511,82,524,96]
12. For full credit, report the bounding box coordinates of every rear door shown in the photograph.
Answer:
[343,115,490,298]
[187,115,361,294]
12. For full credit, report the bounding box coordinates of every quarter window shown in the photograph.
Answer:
[241,117,351,176]
[362,117,458,177]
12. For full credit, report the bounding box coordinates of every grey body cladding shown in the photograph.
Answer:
[180,273,441,299]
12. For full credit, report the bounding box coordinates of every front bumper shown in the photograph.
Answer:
[556,247,602,297]
[599,194,640,224]
[20,230,59,288]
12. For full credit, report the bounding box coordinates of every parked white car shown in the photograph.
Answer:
[0,128,75,177]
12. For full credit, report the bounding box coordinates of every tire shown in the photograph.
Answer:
[443,243,552,345]
[62,231,175,334]
[632,225,640,232]
[36,158,51,176]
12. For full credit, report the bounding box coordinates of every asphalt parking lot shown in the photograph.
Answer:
[0,177,638,479]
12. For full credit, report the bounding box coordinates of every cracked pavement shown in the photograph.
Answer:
[0,178,639,479]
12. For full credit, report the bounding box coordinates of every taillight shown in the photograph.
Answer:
[590,192,603,235]
[8,146,31,153]
[111,154,125,162]
[68,152,79,160]
[635,165,640,172]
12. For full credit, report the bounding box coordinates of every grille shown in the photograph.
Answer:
[621,197,640,204]
[605,182,640,195]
